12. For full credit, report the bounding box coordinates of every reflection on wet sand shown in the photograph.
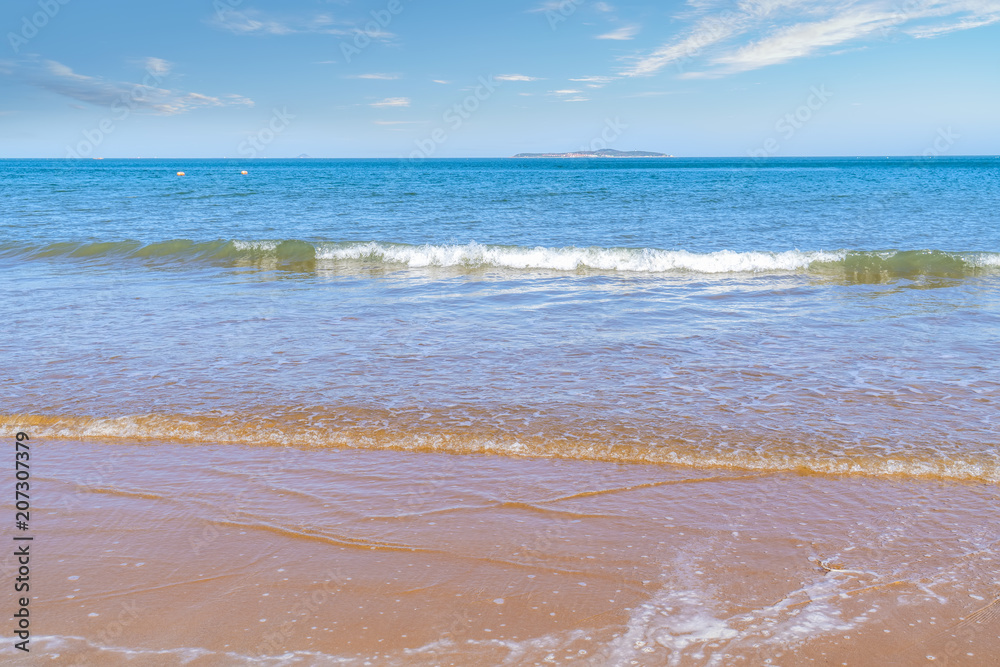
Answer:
[28,439,999,666]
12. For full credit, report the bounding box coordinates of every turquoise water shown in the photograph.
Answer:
[2,157,999,480]
[4,157,1000,250]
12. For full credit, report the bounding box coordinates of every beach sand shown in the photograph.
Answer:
[13,438,998,665]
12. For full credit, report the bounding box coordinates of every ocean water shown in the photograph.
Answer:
[2,157,1000,481]
[4,157,1000,665]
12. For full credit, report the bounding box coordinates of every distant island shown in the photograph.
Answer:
[511,149,673,158]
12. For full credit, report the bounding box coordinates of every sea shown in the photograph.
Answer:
[4,156,1000,480]
[1,156,998,665]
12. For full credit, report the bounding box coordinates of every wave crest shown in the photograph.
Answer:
[4,239,999,278]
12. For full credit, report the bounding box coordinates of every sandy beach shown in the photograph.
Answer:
[14,437,998,665]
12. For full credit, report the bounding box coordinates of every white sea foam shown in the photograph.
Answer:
[970,251,1000,267]
[26,635,348,665]
[604,566,885,666]
[232,240,282,252]
[11,239,1000,276]
[5,413,998,483]
[314,241,847,274]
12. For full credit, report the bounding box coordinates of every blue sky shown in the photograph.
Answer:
[1,0,998,157]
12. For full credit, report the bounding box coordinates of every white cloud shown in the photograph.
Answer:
[570,75,617,88]
[355,73,401,80]
[210,8,395,40]
[905,12,1000,37]
[712,8,898,73]
[627,90,680,97]
[622,10,747,76]
[2,57,253,115]
[143,57,171,77]
[212,9,337,35]
[597,24,640,39]
[371,97,410,107]
[549,89,584,94]
[623,0,1000,77]
[528,1,575,13]
[223,94,255,106]
[496,74,544,81]
[431,79,451,84]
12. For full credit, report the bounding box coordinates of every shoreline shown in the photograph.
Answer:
[6,412,997,485]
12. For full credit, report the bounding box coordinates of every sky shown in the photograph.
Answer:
[1,0,998,157]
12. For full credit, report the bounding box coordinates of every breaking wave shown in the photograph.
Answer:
[4,239,1000,278]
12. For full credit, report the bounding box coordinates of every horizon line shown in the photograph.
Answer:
[2,154,999,160]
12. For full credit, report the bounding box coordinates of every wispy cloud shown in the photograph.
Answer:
[548,88,590,101]
[496,74,544,81]
[905,11,1000,37]
[622,7,751,77]
[623,0,1000,77]
[142,57,171,77]
[597,24,640,39]
[527,1,573,13]
[210,7,394,40]
[354,73,401,80]
[627,90,681,97]
[569,75,618,89]
[373,120,427,125]
[1,57,253,114]
[431,79,451,84]
[371,97,410,107]
[710,8,895,74]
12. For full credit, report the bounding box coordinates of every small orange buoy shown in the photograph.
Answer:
[241,170,248,175]
[176,171,185,176]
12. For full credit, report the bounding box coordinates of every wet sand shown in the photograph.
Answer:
[7,438,998,666]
